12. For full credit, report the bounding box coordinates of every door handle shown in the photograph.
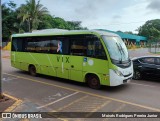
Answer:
[71,65,74,68]
[138,66,142,68]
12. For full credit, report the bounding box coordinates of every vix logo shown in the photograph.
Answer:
[57,56,70,63]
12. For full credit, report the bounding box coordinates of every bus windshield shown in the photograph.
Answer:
[102,35,129,63]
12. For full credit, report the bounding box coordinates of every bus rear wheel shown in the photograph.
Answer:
[29,65,37,76]
[87,75,101,89]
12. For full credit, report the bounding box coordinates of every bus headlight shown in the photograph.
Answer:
[113,70,123,77]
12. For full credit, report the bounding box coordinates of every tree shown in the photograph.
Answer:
[38,14,54,29]
[2,2,18,40]
[116,30,122,33]
[67,21,87,30]
[138,19,160,41]
[124,31,134,34]
[38,16,87,30]
[2,0,87,36]
[17,0,48,32]
[51,17,68,29]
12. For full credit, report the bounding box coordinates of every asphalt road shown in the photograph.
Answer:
[1,48,160,121]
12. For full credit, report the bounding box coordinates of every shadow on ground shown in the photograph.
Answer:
[13,70,131,94]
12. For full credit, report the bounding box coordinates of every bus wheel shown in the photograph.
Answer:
[87,75,101,89]
[133,70,142,80]
[29,65,37,76]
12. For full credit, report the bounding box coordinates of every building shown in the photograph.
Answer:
[96,29,147,46]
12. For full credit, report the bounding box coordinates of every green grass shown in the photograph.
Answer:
[154,52,160,54]
[150,52,160,54]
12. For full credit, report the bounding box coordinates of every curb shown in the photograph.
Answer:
[1,94,31,121]
[3,93,22,112]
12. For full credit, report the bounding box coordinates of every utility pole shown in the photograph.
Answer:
[0,0,3,99]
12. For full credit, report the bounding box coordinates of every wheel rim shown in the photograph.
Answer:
[91,78,98,86]
[30,66,36,76]
[88,76,100,89]
[134,71,141,80]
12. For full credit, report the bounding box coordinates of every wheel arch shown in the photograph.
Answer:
[84,72,101,84]
[28,64,37,76]
[28,64,36,70]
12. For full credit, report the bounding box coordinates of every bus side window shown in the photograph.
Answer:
[95,40,107,60]
[25,37,52,53]
[25,38,36,52]
[12,38,18,51]
[70,36,86,56]
[87,40,94,56]
[12,38,23,52]
[87,36,107,60]
[62,39,69,55]
[36,37,51,53]
[55,37,69,55]
[50,39,58,53]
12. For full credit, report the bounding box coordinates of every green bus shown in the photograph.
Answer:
[11,29,133,89]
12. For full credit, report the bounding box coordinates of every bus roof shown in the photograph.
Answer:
[11,29,119,38]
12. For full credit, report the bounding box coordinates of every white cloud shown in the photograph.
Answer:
[2,0,160,33]
[147,0,160,13]
[85,0,160,33]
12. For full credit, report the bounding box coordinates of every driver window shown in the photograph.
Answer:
[156,58,160,65]
[87,36,107,60]
[144,58,155,64]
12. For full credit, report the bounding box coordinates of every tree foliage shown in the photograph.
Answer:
[138,19,160,41]
[17,0,49,32]
[2,1,18,40]
[2,0,87,40]
[124,31,134,34]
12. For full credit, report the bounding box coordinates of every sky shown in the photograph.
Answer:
[2,0,160,33]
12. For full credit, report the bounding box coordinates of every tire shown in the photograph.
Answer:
[87,75,101,89]
[133,70,142,80]
[29,65,37,76]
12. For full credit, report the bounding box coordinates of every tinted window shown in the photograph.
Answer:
[70,36,86,56]
[25,38,36,52]
[24,37,51,53]
[68,34,107,59]
[50,40,58,53]
[36,38,51,53]
[12,35,106,59]
[139,58,145,63]
[86,36,107,60]
[140,57,155,64]
[23,36,69,54]
[155,58,160,65]
[12,38,23,51]
[133,59,140,63]
[61,38,69,55]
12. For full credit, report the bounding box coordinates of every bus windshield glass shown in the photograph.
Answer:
[102,35,129,63]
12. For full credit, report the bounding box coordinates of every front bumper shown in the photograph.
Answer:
[109,69,133,86]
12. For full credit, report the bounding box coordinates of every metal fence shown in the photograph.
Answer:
[148,42,160,53]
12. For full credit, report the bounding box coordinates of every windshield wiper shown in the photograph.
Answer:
[118,44,130,62]
[116,43,123,64]
[119,44,126,55]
